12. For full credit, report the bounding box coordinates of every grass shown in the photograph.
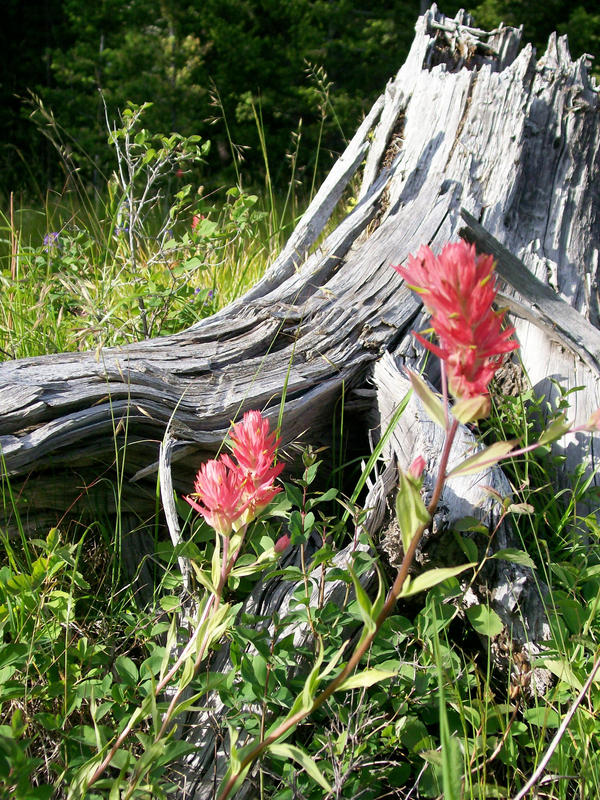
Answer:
[0,184,287,360]
[1,104,600,799]
[0,96,307,360]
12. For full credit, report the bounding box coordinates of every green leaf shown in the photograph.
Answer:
[397,715,431,752]
[318,641,350,682]
[466,605,504,637]
[453,516,488,533]
[491,548,536,569]
[447,440,518,477]
[303,511,316,534]
[269,743,333,792]
[181,256,205,271]
[190,561,218,595]
[193,217,219,238]
[159,595,180,612]
[522,705,561,728]
[285,482,304,509]
[400,564,475,598]
[349,565,377,635]
[536,413,571,447]
[452,394,492,423]
[541,658,583,691]
[230,550,276,578]
[300,643,325,713]
[0,643,27,672]
[336,667,397,692]
[408,369,446,428]
[308,487,338,506]
[154,738,197,767]
[211,535,222,592]
[178,657,196,692]
[304,462,320,486]
[395,471,431,552]
[114,655,138,686]
[452,531,478,561]
[289,510,304,542]
[201,602,233,655]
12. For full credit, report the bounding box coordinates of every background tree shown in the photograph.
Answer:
[1,0,599,201]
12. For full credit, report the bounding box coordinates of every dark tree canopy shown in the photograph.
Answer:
[2,1,599,199]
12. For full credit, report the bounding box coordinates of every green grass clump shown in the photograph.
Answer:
[0,101,297,360]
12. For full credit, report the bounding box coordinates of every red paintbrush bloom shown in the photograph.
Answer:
[393,241,519,400]
[229,410,284,487]
[184,458,248,536]
[185,411,284,535]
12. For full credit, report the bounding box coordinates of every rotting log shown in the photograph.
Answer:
[1,5,600,796]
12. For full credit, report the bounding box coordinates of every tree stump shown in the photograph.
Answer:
[1,5,600,796]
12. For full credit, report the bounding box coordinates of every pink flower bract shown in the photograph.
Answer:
[274,533,291,554]
[184,458,247,536]
[229,410,284,487]
[408,455,426,480]
[393,241,519,400]
[185,410,283,535]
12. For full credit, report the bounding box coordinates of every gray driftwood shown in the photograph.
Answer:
[1,5,600,796]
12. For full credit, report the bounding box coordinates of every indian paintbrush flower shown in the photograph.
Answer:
[185,410,283,535]
[229,410,284,486]
[393,240,518,404]
[184,458,247,536]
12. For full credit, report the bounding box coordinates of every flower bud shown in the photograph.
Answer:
[408,456,426,480]
[274,534,291,553]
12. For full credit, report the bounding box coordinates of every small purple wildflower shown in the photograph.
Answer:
[193,288,215,305]
[43,232,60,251]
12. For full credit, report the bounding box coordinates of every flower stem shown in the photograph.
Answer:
[217,417,461,799]
[85,525,248,794]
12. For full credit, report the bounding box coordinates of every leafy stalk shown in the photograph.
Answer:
[217,416,461,799]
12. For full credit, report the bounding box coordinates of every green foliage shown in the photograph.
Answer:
[470,0,600,68]
[3,356,600,798]
[3,1,599,200]
[0,104,276,359]
[1,1,407,197]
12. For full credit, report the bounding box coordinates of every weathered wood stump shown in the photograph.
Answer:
[1,5,600,796]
